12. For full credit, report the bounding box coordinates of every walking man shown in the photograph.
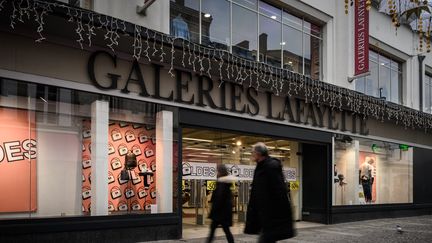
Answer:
[244,142,294,243]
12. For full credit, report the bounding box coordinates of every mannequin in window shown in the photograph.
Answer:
[360,157,375,203]
[171,14,190,40]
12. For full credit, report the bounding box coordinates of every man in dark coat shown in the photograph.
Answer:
[244,142,295,243]
[207,164,235,243]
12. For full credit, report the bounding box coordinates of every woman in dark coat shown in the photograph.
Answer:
[207,164,235,243]
[244,142,294,243]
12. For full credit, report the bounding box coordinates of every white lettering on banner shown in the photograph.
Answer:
[182,162,297,182]
[182,162,217,180]
[0,139,37,163]
[354,0,369,76]
[226,164,255,181]
[4,141,24,162]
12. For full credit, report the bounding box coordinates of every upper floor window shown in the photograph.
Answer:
[424,73,432,114]
[170,0,322,80]
[355,50,402,104]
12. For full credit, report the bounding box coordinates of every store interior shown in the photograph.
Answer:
[181,127,301,226]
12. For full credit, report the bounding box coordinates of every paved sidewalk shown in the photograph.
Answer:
[143,215,432,243]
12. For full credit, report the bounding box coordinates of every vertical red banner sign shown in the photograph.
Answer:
[354,0,369,76]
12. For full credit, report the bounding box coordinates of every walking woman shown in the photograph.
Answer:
[207,164,235,243]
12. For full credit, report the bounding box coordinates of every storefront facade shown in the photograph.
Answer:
[1,0,432,242]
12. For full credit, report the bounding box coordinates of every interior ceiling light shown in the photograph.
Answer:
[187,159,208,162]
[186,154,209,158]
[271,15,277,19]
[184,147,211,151]
[183,137,213,143]
[271,154,287,158]
[280,42,286,45]
[236,141,242,146]
[232,150,236,154]
[201,152,224,156]
[278,147,291,151]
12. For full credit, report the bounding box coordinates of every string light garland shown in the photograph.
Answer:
[1,0,432,132]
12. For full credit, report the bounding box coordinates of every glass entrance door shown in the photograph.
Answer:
[181,127,301,226]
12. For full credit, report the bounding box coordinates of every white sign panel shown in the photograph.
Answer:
[182,162,217,180]
[182,162,297,182]
[283,167,297,182]
[226,164,256,181]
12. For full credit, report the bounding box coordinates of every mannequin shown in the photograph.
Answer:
[360,157,374,203]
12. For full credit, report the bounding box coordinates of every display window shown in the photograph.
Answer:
[0,78,178,219]
[333,136,413,205]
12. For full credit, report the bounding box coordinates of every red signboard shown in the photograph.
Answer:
[354,0,369,76]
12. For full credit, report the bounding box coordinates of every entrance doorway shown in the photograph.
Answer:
[181,127,302,227]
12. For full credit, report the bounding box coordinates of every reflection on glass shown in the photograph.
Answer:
[304,34,321,79]
[259,15,281,67]
[170,0,200,42]
[379,58,391,100]
[425,75,432,113]
[303,22,322,38]
[259,1,281,21]
[282,25,302,73]
[201,0,230,49]
[232,4,258,60]
[367,58,379,97]
[355,77,366,93]
[334,138,413,206]
[390,69,399,103]
[233,0,258,9]
[355,50,401,103]
[282,11,302,30]
[168,0,323,77]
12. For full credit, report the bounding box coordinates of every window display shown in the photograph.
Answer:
[81,120,157,214]
[333,137,413,205]
[0,78,178,219]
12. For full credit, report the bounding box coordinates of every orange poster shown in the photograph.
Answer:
[0,108,37,212]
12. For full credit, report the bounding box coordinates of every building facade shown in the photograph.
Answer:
[0,0,431,242]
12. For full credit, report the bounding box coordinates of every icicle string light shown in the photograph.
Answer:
[3,0,432,132]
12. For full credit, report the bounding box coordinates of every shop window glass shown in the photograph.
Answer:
[333,137,413,205]
[170,0,200,42]
[168,1,323,77]
[259,1,281,21]
[201,0,230,50]
[425,73,432,113]
[282,25,303,73]
[0,78,178,219]
[303,21,322,38]
[232,4,258,60]
[304,33,321,80]
[355,50,402,103]
[233,0,257,10]
[367,57,379,97]
[259,15,282,67]
[282,11,302,30]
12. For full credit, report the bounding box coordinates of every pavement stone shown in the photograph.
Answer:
[143,215,432,243]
